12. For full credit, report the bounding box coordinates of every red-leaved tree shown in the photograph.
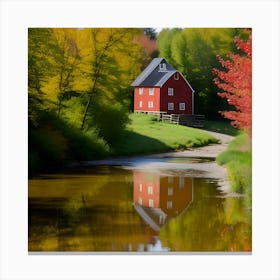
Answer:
[213,30,252,134]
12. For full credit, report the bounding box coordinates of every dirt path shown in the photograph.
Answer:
[146,131,234,159]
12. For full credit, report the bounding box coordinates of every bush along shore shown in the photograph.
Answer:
[216,132,252,206]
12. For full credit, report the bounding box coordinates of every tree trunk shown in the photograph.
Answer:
[81,94,92,130]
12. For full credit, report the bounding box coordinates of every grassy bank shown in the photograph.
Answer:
[204,120,238,136]
[111,113,218,155]
[216,132,252,199]
[29,113,218,175]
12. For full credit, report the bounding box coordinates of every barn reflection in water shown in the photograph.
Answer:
[133,170,194,232]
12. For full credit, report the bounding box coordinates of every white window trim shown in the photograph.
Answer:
[148,101,154,108]
[149,88,154,95]
[179,177,185,188]
[139,101,143,108]
[168,102,174,111]
[138,197,142,205]
[167,201,173,209]
[168,188,173,196]
[179,102,185,111]
[148,199,154,208]
[148,185,153,195]
[139,88,144,95]
[168,88,174,96]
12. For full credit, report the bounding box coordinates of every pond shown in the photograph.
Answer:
[28,157,252,253]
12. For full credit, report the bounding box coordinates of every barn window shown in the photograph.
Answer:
[139,88,144,95]
[174,72,179,80]
[148,101,153,108]
[139,101,143,108]
[148,185,153,194]
[168,88,174,96]
[168,103,174,110]
[179,103,185,110]
[138,197,142,205]
[149,88,154,95]
[148,199,154,208]
[167,201,173,209]
[139,183,142,192]
[159,63,166,71]
[168,188,173,196]
[179,177,185,188]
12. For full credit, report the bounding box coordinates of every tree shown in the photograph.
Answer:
[78,28,143,130]
[28,28,83,123]
[157,28,243,119]
[213,29,252,134]
[144,28,157,41]
[28,28,59,125]
[51,29,82,116]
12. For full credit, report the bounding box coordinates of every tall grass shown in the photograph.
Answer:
[204,120,239,136]
[216,133,252,198]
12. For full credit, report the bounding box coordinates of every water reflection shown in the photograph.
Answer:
[133,171,193,231]
[28,164,251,252]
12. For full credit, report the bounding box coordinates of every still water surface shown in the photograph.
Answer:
[28,157,251,252]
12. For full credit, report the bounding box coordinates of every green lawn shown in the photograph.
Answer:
[111,113,218,156]
[204,120,239,136]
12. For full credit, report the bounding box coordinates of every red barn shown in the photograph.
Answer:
[131,58,194,114]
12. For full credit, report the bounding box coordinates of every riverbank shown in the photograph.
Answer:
[29,113,218,176]
[69,131,235,195]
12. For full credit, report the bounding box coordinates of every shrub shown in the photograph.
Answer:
[88,101,130,144]
[216,132,251,194]
[28,111,109,175]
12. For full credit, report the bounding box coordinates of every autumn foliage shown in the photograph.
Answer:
[213,30,252,134]
[138,34,157,54]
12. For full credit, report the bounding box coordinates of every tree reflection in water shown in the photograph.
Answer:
[28,166,251,252]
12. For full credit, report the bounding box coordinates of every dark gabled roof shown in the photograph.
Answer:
[131,57,176,87]
[131,57,195,92]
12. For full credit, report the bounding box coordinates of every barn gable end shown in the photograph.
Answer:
[131,58,194,114]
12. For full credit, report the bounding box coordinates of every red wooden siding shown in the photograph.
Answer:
[134,87,161,112]
[158,176,193,217]
[160,72,193,114]
[133,171,194,217]
[133,171,160,208]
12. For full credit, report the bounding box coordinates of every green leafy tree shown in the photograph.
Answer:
[28,28,149,174]
[51,29,82,116]
[157,28,243,119]
[77,28,143,131]
[28,28,58,125]
[28,28,83,123]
